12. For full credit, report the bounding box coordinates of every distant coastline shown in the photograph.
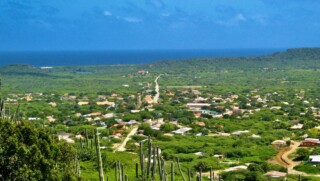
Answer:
[0,49,284,67]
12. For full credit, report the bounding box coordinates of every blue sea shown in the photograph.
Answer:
[0,49,283,67]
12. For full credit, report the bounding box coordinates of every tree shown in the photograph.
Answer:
[160,122,178,133]
[296,148,310,161]
[0,119,77,180]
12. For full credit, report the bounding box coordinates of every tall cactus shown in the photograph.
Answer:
[139,141,145,180]
[147,135,152,178]
[176,157,186,181]
[121,164,124,181]
[188,168,192,181]
[136,163,139,179]
[152,147,157,180]
[94,128,104,181]
[115,162,119,181]
[85,128,89,148]
[157,147,162,181]
[79,137,83,149]
[171,162,174,181]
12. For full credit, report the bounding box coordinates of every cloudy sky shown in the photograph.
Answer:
[0,0,320,51]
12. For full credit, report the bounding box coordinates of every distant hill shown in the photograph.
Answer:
[149,48,320,73]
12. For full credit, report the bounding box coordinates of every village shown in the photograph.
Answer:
[2,69,320,180]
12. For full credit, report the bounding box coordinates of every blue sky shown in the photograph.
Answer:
[0,0,320,51]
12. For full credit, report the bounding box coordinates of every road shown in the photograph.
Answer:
[114,127,138,152]
[153,75,161,104]
[270,141,320,177]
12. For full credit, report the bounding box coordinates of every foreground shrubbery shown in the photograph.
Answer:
[0,119,77,180]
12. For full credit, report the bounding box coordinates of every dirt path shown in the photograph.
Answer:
[269,141,320,176]
[113,127,138,152]
[153,75,161,104]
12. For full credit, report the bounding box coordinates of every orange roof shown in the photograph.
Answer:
[195,121,206,127]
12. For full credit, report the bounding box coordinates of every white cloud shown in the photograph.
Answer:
[161,13,170,17]
[234,13,246,21]
[103,10,112,16]
[122,17,142,23]
[251,15,268,25]
[217,13,247,26]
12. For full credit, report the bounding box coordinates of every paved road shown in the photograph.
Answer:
[153,75,161,104]
[114,127,138,152]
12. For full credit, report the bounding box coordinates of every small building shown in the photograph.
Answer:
[78,101,89,106]
[232,130,250,136]
[187,103,211,110]
[300,138,320,147]
[96,101,115,106]
[194,121,206,127]
[57,132,74,144]
[290,124,303,129]
[172,127,192,135]
[309,155,320,164]
[271,140,287,149]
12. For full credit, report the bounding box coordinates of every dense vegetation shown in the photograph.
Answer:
[1,48,320,180]
[0,118,77,180]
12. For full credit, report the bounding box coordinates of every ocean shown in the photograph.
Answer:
[0,49,283,67]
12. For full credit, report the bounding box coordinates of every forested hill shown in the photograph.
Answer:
[149,48,320,73]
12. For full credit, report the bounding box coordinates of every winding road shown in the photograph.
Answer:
[114,127,138,152]
[153,75,161,104]
[270,141,320,177]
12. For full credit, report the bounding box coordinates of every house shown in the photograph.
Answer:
[270,106,282,110]
[46,116,56,122]
[213,154,224,159]
[145,95,153,104]
[48,102,57,107]
[191,90,201,95]
[69,96,77,100]
[28,117,41,121]
[78,101,89,106]
[232,130,250,136]
[131,110,140,113]
[250,134,261,138]
[194,121,206,127]
[201,110,218,115]
[172,127,192,135]
[290,124,303,129]
[103,113,114,119]
[111,93,118,97]
[187,103,211,110]
[271,140,287,149]
[126,120,140,125]
[216,132,230,137]
[138,70,149,75]
[195,97,208,102]
[96,101,115,106]
[309,155,320,164]
[264,171,286,178]
[98,95,106,100]
[194,113,202,118]
[300,138,320,147]
[194,152,203,156]
[57,132,74,144]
